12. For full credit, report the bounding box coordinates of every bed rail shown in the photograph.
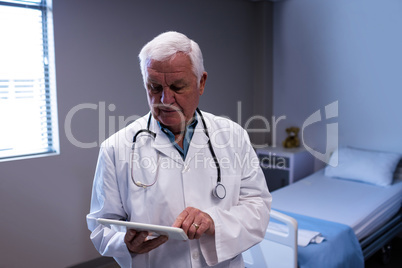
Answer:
[243,210,298,268]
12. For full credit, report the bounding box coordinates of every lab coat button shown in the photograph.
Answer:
[182,165,190,173]
[192,251,200,260]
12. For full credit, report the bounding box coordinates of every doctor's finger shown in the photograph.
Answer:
[193,223,206,240]
[135,235,169,254]
[172,210,188,228]
[181,213,197,234]
[124,230,148,253]
[173,209,194,232]
[124,229,139,242]
[182,207,209,233]
[186,221,201,240]
[193,213,215,237]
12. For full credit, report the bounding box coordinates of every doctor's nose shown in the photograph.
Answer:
[161,88,175,105]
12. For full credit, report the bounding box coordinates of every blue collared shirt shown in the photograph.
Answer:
[158,114,198,160]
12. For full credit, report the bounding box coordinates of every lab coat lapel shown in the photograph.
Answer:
[185,120,209,164]
[150,119,183,165]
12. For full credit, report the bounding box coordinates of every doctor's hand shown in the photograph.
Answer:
[124,229,168,254]
[173,207,215,240]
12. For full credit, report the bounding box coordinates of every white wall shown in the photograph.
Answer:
[272,0,402,168]
[0,0,273,267]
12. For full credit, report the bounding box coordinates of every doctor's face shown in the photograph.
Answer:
[145,53,207,134]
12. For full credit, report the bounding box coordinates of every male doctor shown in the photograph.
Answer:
[87,31,272,267]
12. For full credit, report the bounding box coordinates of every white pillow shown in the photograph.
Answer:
[325,147,401,186]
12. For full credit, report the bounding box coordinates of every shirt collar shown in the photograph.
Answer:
[157,113,198,160]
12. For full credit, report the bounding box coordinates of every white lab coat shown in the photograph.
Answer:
[87,110,271,268]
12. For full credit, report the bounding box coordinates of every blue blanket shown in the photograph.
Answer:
[277,210,364,268]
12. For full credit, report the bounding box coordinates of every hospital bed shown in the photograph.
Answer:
[244,147,402,268]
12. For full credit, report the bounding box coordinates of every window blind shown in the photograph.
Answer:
[0,0,59,161]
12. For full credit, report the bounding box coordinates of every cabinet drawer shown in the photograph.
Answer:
[258,154,289,169]
[260,167,289,192]
[256,147,314,191]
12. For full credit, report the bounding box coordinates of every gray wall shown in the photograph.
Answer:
[272,0,402,168]
[0,0,273,267]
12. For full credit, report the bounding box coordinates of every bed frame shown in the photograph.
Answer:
[243,210,298,268]
[360,208,402,260]
[243,208,402,268]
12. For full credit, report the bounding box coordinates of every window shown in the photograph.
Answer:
[0,0,59,161]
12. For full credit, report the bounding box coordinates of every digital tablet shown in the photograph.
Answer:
[97,218,188,241]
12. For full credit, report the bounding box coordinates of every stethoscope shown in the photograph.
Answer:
[130,108,226,199]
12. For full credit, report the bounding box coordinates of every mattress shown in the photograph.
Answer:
[271,169,402,240]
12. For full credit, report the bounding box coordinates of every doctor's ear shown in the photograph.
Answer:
[199,72,207,95]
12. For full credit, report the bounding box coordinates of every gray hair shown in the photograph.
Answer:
[138,31,205,86]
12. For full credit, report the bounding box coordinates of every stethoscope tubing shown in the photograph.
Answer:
[130,108,226,199]
[132,113,155,143]
[196,108,222,185]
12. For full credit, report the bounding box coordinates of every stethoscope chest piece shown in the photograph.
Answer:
[213,183,226,199]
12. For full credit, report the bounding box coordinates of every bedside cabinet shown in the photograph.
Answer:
[256,147,314,191]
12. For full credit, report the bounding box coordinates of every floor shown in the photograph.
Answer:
[75,237,402,267]
[68,257,118,268]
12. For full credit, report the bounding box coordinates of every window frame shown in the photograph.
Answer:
[0,0,59,162]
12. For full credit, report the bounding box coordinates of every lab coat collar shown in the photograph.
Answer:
[149,112,209,166]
